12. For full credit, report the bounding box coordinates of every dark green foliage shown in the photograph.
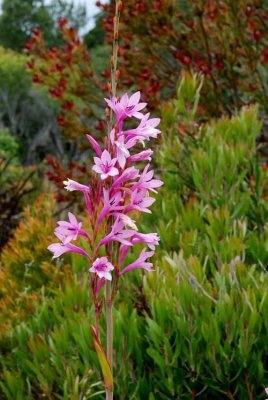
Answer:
[0,0,87,51]
[0,129,19,161]
[84,14,105,49]
[0,0,53,51]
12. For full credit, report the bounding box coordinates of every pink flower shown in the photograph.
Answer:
[111,166,139,190]
[110,131,130,169]
[86,134,102,157]
[122,113,161,143]
[89,257,114,281]
[128,149,153,163]
[116,214,138,230]
[265,387,268,399]
[55,212,89,244]
[132,232,160,250]
[98,218,135,248]
[126,189,155,214]
[63,179,90,193]
[120,248,154,275]
[132,164,163,193]
[96,189,123,228]
[115,142,130,169]
[105,91,147,123]
[48,232,90,259]
[92,150,119,180]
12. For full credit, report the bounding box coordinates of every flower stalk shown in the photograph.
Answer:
[48,0,163,397]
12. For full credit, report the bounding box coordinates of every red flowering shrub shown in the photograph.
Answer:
[25,19,105,140]
[101,0,268,115]
[45,155,88,204]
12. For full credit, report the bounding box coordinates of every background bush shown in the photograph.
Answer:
[0,73,267,399]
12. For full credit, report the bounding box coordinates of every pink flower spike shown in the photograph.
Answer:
[55,212,89,244]
[86,134,102,157]
[265,387,268,395]
[92,149,119,180]
[63,179,90,193]
[89,257,114,281]
[48,241,90,259]
[120,248,155,275]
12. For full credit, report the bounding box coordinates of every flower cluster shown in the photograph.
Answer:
[101,1,268,115]
[48,91,162,293]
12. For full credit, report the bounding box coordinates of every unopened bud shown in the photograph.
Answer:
[107,82,112,93]
[105,107,110,118]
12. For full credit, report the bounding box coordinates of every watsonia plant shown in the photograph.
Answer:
[47,1,163,398]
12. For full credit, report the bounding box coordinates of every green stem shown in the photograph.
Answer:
[105,2,121,399]
[106,281,113,400]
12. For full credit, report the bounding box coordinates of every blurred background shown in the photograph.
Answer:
[0,1,267,399]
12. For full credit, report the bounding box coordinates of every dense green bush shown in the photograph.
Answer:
[144,73,268,398]
[0,128,19,161]
[0,74,267,399]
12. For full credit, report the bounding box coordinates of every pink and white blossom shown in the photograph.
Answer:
[63,179,90,193]
[125,189,155,214]
[98,218,136,248]
[105,91,147,123]
[132,232,160,250]
[55,212,88,244]
[48,232,90,259]
[132,164,163,193]
[120,248,154,275]
[122,113,161,143]
[128,149,153,163]
[89,257,114,281]
[93,150,119,180]
[96,189,123,228]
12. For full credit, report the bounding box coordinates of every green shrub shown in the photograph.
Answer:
[0,74,267,399]
[0,128,19,161]
[142,73,268,398]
